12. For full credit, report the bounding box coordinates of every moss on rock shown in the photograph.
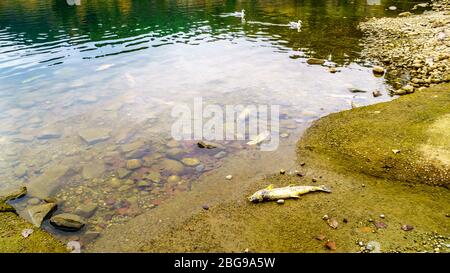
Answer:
[298,83,450,188]
[0,208,67,253]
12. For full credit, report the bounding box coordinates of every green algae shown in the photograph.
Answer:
[0,211,67,253]
[0,200,67,253]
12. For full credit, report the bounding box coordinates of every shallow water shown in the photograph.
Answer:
[0,0,427,244]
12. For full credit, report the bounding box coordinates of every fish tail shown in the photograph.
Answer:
[318,185,331,193]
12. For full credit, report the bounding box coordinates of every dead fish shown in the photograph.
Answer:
[248,184,331,203]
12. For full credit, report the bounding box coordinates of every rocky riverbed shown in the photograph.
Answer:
[359,0,450,95]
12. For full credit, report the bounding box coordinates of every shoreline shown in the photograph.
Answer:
[359,0,450,94]
[2,1,450,253]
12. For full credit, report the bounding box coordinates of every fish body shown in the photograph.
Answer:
[248,184,331,203]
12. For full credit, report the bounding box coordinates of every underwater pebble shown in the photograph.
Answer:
[276,199,285,204]
[126,159,142,170]
[214,151,227,159]
[322,214,329,220]
[225,175,233,180]
[380,214,385,219]
[202,204,209,210]
[181,157,201,167]
[280,169,286,175]
[195,164,205,172]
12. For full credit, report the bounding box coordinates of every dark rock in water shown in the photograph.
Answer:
[74,203,98,218]
[202,204,209,210]
[27,202,57,227]
[197,141,217,149]
[374,221,388,229]
[372,65,385,75]
[50,213,86,231]
[372,90,382,97]
[307,58,325,65]
[348,88,368,93]
[401,224,414,231]
[0,186,27,202]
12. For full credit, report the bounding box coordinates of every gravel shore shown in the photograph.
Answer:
[359,0,450,95]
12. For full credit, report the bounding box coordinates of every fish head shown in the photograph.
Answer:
[248,190,264,203]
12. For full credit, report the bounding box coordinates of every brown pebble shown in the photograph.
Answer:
[202,205,209,210]
[312,178,317,183]
[300,162,306,166]
[374,221,388,229]
[280,169,286,175]
[343,218,348,223]
[325,240,337,250]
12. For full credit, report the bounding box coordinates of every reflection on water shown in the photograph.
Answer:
[0,0,425,245]
[66,0,81,6]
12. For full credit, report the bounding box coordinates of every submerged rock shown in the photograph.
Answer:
[197,141,218,149]
[144,172,161,183]
[126,159,142,170]
[27,202,57,227]
[181,157,201,167]
[0,186,27,201]
[14,165,28,178]
[117,168,131,179]
[82,162,105,180]
[78,128,111,145]
[36,129,61,140]
[157,159,185,174]
[50,213,86,231]
[74,203,97,218]
[307,58,325,65]
[372,65,385,75]
[167,175,181,184]
[372,90,382,97]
